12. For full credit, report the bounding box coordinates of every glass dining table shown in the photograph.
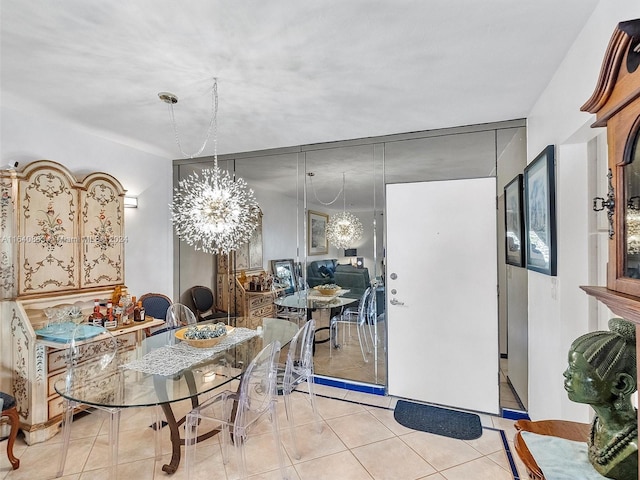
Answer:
[54,317,299,477]
[273,290,358,346]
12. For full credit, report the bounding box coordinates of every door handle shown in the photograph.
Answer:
[390,298,405,306]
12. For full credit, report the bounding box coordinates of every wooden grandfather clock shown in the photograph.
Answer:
[581,20,640,479]
[581,19,640,321]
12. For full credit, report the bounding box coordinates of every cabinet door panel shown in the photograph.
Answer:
[80,177,124,287]
[18,167,79,294]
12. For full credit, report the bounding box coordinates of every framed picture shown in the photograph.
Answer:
[524,145,557,276]
[270,258,296,292]
[308,210,328,256]
[504,174,525,267]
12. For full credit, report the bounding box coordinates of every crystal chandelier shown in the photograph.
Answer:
[166,79,260,254]
[326,173,363,249]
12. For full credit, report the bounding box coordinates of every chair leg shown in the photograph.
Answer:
[3,406,20,470]
[57,399,76,477]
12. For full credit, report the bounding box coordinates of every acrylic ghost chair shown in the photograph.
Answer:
[279,318,322,460]
[57,324,121,480]
[143,302,198,458]
[184,341,288,479]
[329,286,375,362]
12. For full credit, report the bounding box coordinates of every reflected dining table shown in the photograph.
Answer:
[54,317,299,478]
[273,290,358,347]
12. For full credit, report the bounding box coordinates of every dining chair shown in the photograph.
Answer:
[184,341,288,479]
[329,286,374,362]
[57,325,120,480]
[271,284,306,327]
[280,319,321,460]
[0,391,20,469]
[190,285,229,322]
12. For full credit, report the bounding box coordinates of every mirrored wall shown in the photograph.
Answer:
[174,119,526,388]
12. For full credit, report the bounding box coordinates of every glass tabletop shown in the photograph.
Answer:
[274,290,358,309]
[54,317,299,409]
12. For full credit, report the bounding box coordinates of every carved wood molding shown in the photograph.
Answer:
[581,285,640,325]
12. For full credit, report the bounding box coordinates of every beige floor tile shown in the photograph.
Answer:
[293,450,373,480]
[439,456,514,480]
[463,428,504,456]
[4,384,522,480]
[400,431,483,472]
[352,436,437,479]
[280,421,347,463]
[326,411,394,449]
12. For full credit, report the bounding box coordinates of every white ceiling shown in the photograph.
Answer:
[1,0,600,160]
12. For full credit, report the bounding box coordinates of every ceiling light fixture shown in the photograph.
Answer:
[168,79,260,255]
[326,173,363,250]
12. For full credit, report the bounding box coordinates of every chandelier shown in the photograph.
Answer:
[325,173,363,249]
[165,79,260,255]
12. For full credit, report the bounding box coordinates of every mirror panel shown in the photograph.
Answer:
[625,127,640,278]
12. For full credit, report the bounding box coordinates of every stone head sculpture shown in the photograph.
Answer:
[564,318,638,479]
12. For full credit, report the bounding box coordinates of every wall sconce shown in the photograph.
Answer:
[124,196,138,208]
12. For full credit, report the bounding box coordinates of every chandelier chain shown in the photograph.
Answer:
[167,78,217,159]
[309,174,343,206]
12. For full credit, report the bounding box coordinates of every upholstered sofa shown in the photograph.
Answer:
[333,264,371,299]
[306,259,337,287]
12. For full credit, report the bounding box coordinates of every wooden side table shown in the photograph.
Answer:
[514,419,591,479]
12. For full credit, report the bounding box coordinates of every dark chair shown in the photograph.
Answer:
[0,392,20,470]
[139,293,173,336]
[139,293,172,320]
[190,285,228,322]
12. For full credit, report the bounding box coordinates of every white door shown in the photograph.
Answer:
[386,178,499,414]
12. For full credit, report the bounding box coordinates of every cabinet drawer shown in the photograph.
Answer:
[248,294,272,309]
[47,331,137,372]
[251,304,274,319]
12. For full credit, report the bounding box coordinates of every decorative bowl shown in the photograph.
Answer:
[175,324,234,348]
[314,284,341,296]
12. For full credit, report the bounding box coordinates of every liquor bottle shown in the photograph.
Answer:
[104,301,117,330]
[115,301,124,326]
[133,301,142,322]
[138,301,146,321]
[89,299,103,327]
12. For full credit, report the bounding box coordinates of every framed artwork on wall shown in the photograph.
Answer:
[308,210,328,256]
[524,145,557,276]
[504,174,525,267]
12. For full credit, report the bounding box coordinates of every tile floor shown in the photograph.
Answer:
[1,383,531,479]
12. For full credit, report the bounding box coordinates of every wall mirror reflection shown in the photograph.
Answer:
[174,120,526,397]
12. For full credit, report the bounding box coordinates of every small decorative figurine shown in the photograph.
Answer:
[564,318,638,479]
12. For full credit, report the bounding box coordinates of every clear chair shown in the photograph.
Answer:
[280,319,321,460]
[330,287,374,362]
[57,325,120,480]
[185,341,287,480]
[271,283,307,327]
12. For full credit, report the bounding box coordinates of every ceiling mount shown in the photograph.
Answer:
[158,92,178,104]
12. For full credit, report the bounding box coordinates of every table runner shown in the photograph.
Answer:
[122,327,259,376]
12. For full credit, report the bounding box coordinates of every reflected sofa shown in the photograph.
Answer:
[306,259,337,287]
[333,264,370,299]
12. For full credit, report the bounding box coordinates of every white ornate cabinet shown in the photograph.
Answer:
[0,160,132,444]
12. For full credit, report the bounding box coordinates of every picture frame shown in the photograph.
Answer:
[504,174,525,267]
[308,210,329,256]
[524,145,557,276]
[270,258,296,292]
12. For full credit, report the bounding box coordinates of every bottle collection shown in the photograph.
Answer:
[88,287,146,329]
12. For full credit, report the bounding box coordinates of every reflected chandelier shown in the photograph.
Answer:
[165,79,260,254]
[325,173,363,250]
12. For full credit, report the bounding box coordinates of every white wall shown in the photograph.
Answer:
[1,105,174,299]
[525,0,640,420]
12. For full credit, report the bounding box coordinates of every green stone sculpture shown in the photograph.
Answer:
[564,318,638,479]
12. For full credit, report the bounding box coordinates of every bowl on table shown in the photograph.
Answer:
[313,284,341,296]
[175,324,235,348]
